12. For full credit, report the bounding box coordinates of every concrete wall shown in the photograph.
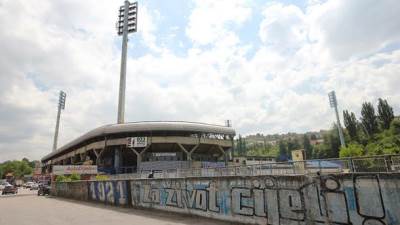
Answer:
[52,181,88,201]
[54,173,400,225]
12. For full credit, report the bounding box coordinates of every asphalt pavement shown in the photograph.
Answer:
[0,188,232,225]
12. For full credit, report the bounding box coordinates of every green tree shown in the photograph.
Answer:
[339,143,364,157]
[277,140,288,161]
[313,125,341,159]
[287,138,301,152]
[377,98,394,130]
[343,110,358,141]
[390,118,400,135]
[303,135,313,159]
[0,160,33,179]
[236,135,247,156]
[360,102,379,137]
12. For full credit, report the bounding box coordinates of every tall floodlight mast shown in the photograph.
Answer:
[328,91,346,148]
[117,1,138,124]
[52,91,66,152]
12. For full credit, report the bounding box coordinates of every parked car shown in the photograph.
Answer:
[0,182,10,191]
[38,183,51,196]
[30,183,39,190]
[24,182,34,189]
[2,184,17,195]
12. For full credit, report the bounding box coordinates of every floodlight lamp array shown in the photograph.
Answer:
[117,1,138,36]
[328,91,337,108]
[59,91,66,110]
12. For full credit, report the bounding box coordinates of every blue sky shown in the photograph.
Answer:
[0,0,399,160]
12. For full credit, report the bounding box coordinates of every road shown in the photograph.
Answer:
[0,188,232,225]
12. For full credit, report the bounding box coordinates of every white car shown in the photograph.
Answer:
[30,183,39,190]
[0,182,9,191]
[24,182,34,189]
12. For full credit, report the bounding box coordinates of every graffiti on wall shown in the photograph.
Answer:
[129,175,399,225]
[89,181,128,206]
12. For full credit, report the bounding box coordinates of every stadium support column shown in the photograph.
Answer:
[229,135,234,160]
[177,143,191,160]
[217,145,227,164]
[130,145,150,172]
[114,148,122,173]
[177,143,200,162]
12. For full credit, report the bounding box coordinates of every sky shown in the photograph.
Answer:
[0,0,399,161]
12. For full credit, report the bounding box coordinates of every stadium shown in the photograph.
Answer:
[41,121,235,174]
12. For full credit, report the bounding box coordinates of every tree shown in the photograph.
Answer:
[360,102,379,137]
[327,125,341,158]
[390,118,400,135]
[236,135,247,156]
[377,98,395,130]
[303,135,313,159]
[0,160,33,179]
[277,140,288,161]
[287,138,301,152]
[343,110,358,141]
[339,143,364,157]
[314,125,341,159]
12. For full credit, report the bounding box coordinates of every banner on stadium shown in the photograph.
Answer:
[52,165,98,175]
[127,137,148,148]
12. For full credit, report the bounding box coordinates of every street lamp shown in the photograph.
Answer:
[328,91,346,148]
[117,1,138,124]
[52,91,66,152]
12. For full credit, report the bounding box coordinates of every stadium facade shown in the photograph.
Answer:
[41,121,235,174]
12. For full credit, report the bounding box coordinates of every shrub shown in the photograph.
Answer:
[339,143,364,157]
[95,174,109,181]
[70,173,81,181]
[55,175,67,183]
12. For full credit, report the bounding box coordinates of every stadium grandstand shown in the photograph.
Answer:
[41,121,235,174]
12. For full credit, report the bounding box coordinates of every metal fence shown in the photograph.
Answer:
[107,154,400,180]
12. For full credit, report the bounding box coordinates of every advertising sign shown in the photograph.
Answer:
[152,152,176,157]
[291,149,305,161]
[127,137,148,148]
[52,165,98,175]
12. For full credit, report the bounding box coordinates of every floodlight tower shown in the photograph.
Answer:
[52,91,66,152]
[328,91,346,148]
[117,1,138,124]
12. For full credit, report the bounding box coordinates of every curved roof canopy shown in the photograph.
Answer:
[42,121,235,162]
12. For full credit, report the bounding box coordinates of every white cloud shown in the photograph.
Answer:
[308,0,400,61]
[137,5,162,52]
[185,0,252,45]
[259,3,307,52]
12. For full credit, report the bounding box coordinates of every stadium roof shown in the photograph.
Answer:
[42,121,235,162]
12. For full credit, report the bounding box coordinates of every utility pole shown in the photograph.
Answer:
[117,0,138,124]
[52,91,66,152]
[328,91,346,148]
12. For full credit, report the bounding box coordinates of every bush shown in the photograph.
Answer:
[55,175,67,183]
[55,174,80,182]
[95,174,109,181]
[339,143,364,157]
[70,173,81,181]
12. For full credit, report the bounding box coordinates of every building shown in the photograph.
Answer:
[310,139,324,146]
[41,121,235,174]
[231,156,276,166]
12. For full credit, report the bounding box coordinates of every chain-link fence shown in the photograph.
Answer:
[107,154,400,180]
